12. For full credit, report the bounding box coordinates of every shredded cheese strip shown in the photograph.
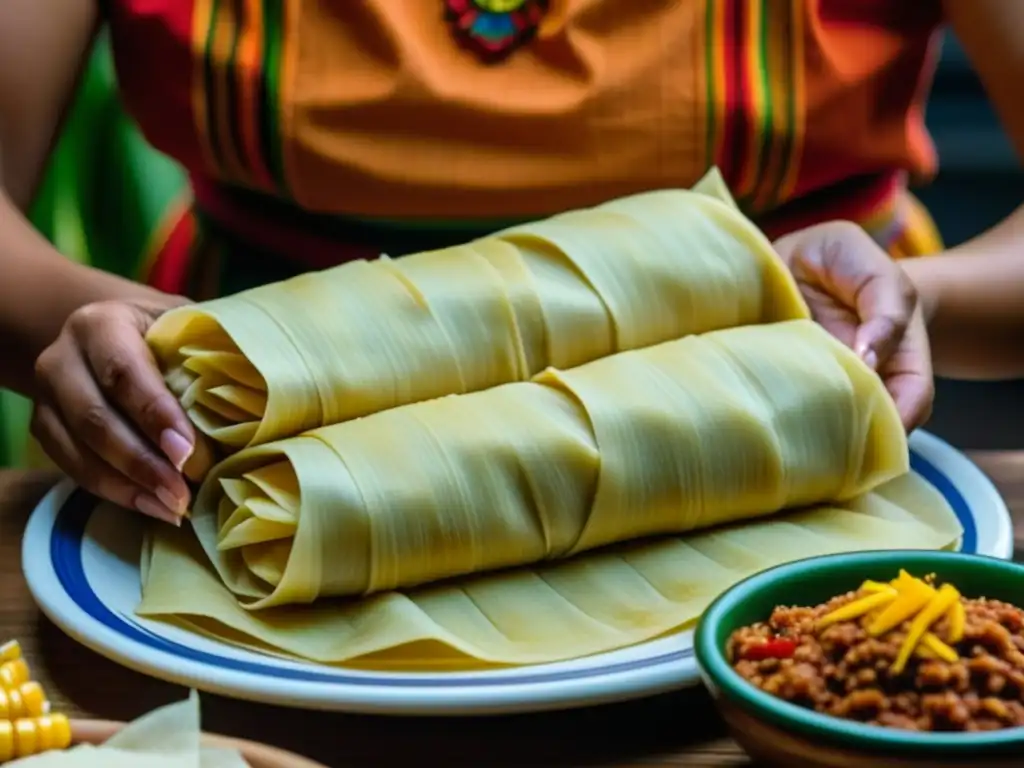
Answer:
[893,584,960,673]
[868,577,936,636]
[145,169,809,477]
[179,320,908,609]
[946,599,966,643]
[818,571,969,672]
[919,632,959,662]
[816,588,897,630]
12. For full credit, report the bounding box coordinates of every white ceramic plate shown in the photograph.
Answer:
[21,430,1013,716]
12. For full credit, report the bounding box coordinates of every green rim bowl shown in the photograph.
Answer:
[694,550,1024,764]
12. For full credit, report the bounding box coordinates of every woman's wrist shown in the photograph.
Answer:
[16,256,184,372]
[70,260,187,312]
[900,256,942,327]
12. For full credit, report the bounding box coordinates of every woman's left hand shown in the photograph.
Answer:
[773,221,933,431]
[31,296,194,523]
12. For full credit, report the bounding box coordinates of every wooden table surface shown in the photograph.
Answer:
[2,454,1022,767]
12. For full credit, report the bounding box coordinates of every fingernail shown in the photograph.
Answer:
[160,429,194,472]
[155,486,186,515]
[135,494,183,526]
[862,349,879,370]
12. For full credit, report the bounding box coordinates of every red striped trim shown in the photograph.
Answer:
[108,1,207,173]
[144,210,198,295]
[729,2,752,189]
[717,1,741,183]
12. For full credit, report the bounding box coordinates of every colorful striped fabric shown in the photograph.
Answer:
[111,0,948,290]
[192,0,287,192]
[705,0,805,215]
[6,2,953,465]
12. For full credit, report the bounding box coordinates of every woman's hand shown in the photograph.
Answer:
[773,221,934,431]
[31,296,195,524]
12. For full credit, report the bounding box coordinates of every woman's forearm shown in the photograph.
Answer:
[0,191,168,397]
[902,204,1024,380]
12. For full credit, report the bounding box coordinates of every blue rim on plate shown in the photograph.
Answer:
[49,449,976,687]
[53,490,692,687]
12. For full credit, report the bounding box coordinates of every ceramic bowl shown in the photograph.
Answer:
[71,719,328,767]
[694,550,1024,768]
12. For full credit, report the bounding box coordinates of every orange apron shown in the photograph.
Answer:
[105,0,947,297]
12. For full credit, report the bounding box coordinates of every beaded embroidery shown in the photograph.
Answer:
[444,0,550,63]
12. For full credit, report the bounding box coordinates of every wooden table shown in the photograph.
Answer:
[2,455,1022,767]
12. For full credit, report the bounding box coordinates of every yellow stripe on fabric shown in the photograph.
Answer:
[856,192,945,260]
[693,0,711,178]
[777,0,806,203]
[859,195,900,235]
[737,0,768,203]
[209,0,247,181]
[891,195,945,259]
[272,0,300,192]
[704,0,728,170]
[236,0,274,188]
[191,0,219,172]
[904,193,945,256]
[752,3,792,211]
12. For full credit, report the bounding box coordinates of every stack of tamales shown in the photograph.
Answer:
[137,169,961,669]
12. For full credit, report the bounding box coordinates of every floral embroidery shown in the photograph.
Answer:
[444,0,550,63]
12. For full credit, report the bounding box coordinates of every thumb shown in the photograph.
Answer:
[853,316,897,370]
[850,264,917,370]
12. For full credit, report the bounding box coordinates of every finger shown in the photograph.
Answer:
[31,403,182,525]
[74,306,195,471]
[880,311,934,431]
[850,267,915,368]
[815,237,915,368]
[36,343,190,514]
[852,317,897,370]
[884,372,934,432]
[797,283,859,349]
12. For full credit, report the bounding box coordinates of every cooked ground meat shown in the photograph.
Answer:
[728,589,1024,732]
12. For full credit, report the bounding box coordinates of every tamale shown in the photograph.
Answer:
[146,169,808,475]
[137,473,961,669]
[183,320,907,610]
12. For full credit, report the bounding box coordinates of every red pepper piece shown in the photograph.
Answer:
[740,637,797,661]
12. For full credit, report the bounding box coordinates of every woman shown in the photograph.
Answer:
[1,0,1021,520]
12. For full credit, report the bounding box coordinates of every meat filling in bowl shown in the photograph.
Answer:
[727,571,1024,732]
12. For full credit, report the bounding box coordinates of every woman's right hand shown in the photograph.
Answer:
[773,221,935,431]
[30,297,195,524]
